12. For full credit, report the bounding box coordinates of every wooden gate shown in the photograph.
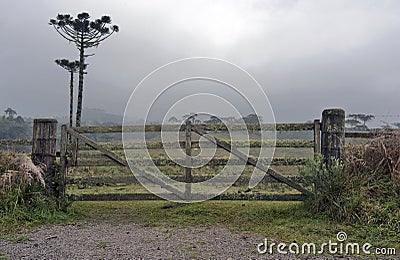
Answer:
[58,108,347,201]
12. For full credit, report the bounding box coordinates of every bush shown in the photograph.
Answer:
[0,151,73,231]
[299,154,353,221]
[300,132,400,227]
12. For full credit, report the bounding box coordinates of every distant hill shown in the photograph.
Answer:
[54,108,143,126]
[81,108,122,126]
[54,108,120,126]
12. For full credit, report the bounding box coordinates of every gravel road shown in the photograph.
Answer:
[0,222,392,259]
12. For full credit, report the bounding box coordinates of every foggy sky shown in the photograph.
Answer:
[1,0,400,123]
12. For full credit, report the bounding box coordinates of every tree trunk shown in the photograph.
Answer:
[69,71,74,128]
[76,40,85,127]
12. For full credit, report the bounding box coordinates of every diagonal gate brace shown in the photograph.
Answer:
[191,125,312,196]
[67,128,186,199]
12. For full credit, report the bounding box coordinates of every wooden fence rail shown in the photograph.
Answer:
[0,139,32,145]
[75,139,315,151]
[66,175,309,186]
[71,156,309,167]
[73,123,314,134]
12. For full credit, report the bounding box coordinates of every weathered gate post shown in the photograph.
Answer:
[59,124,68,197]
[321,109,345,164]
[184,120,193,200]
[32,119,58,195]
[313,119,321,154]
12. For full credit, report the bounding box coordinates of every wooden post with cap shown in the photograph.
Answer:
[321,108,345,163]
[32,119,58,195]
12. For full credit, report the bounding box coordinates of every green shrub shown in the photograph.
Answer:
[299,154,354,221]
[300,132,400,227]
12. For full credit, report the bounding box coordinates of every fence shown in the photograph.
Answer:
[0,139,32,152]
[5,108,385,201]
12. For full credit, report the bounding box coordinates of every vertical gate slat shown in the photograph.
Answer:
[313,119,321,154]
[59,124,68,197]
[184,120,192,199]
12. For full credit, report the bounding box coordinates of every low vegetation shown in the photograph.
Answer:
[300,132,400,237]
[0,151,76,233]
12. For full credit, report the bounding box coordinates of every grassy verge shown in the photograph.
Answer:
[72,200,399,249]
[0,198,79,235]
[0,151,80,235]
[0,252,9,260]
[2,197,398,251]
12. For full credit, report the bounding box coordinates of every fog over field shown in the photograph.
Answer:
[1,0,400,124]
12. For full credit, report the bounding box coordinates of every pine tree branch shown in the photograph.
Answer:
[63,25,79,38]
[52,25,75,42]
[96,28,118,43]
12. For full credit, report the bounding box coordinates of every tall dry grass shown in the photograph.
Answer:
[1,151,74,232]
[301,132,400,227]
[0,150,49,214]
[0,151,45,196]
[345,132,400,198]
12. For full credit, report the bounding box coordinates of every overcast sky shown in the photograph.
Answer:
[1,0,400,123]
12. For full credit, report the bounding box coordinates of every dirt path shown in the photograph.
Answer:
[0,222,268,259]
[0,221,378,259]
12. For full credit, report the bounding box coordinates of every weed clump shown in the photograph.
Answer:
[0,151,74,232]
[300,132,400,229]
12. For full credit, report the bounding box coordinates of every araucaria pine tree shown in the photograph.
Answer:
[50,12,119,126]
[55,59,86,127]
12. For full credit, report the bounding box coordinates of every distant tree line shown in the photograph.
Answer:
[345,114,375,131]
[345,113,400,131]
[0,108,31,139]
